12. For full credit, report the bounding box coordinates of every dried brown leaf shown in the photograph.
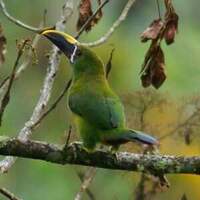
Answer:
[76,0,104,33]
[152,63,166,89]
[164,12,179,45]
[152,46,166,88]
[77,0,93,32]
[141,45,166,89]
[141,73,152,88]
[141,19,164,42]
[164,0,179,45]
[0,24,7,66]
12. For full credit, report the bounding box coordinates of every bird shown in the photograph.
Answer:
[40,29,158,151]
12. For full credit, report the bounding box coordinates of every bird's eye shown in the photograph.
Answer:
[69,46,82,63]
[76,48,82,57]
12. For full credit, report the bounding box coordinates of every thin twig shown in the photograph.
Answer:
[0,40,30,126]
[63,124,72,152]
[76,172,96,200]
[0,0,74,173]
[0,0,42,33]
[82,0,136,47]
[159,107,200,140]
[32,79,72,130]
[135,173,148,200]
[156,0,161,19]
[75,0,110,39]
[74,167,97,200]
[0,76,9,89]
[106,47,115,78]
[43,9,48,27]
[0,23,42,98]
[0,188,22,200]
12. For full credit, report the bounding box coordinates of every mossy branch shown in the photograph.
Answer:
[0,136,200,175]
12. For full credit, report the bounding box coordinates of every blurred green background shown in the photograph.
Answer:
[1,0,200,199]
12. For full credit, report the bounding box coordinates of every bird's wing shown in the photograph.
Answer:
[68,88,125,130]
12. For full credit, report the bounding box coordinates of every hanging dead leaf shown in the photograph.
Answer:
[163,0,179,45]
[152,63,166,89]
[141,45,166,89]
[151,46,166,88]
[141,67,152,88]
[141,19,164,42]
[139,0,179,89]
[164,12,179,45]
[76,0,104,33]
[77,0,93,32]
[0,24,7,67]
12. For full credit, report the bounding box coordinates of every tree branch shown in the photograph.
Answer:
[0,40,30,126]
[76,171,96,200]
[74,167,96,200]
[82,0,136,47]
[0,137,200,175]
[0,23,42,98]
[0,0,42,33]
[0,187,22,200]
[0,0,74,173]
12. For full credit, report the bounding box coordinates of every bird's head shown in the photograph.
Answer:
[41,29,81,63]
[40,30,102,69]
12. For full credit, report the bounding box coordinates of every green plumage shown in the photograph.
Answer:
[68,46,157,151]
[41,30,157,151]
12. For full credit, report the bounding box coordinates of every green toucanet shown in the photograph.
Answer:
[41,29,158,151]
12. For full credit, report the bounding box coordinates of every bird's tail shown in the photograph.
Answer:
[103,129,158,146]
[123,129,158,145]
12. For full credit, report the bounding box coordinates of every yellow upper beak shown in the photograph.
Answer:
[41,29,78,45]
[40,29,79,63]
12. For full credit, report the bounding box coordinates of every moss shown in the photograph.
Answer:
[137,164,144,172]
[46,151,63,163]
[0,136,10,148]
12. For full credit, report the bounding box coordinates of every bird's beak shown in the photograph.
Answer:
[40,29,79,63]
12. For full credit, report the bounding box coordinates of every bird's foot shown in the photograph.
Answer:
[82,146,95,153]
[108,145,119,154]
[72,141,96,153]
[73,141,83,146]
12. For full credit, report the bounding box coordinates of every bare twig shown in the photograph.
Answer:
[135,173,148,200]
[0,39,30,126]
[74,168,97,200]
[0,24,42,98]
[82,0,136,47]
[156,0,161,19]
[63,124,72,152]
[0,0,74,173]
[75,0,110,39]
[76,172,96,200]
[32,79,72,130]
[0,187,22,200]
[0,0,42,33]
[0,76,9,90]
[159,107,200,140]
